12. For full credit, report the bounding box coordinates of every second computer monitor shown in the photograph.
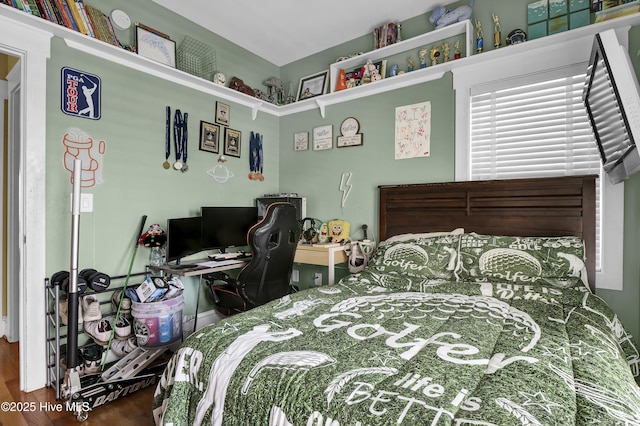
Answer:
[201,206,258,252]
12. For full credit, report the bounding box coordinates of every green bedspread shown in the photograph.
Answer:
[152,277,640,425]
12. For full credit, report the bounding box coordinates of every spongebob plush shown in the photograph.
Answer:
[328,219,350,243]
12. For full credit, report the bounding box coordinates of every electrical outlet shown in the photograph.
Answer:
[314,273,322,286]
[291,269,299,282]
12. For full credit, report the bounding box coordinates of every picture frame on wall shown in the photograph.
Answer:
[199,121,220,154]
[297,70,329,101]
[135,24,176,67]
[313,125,333,151]
[294,131,309,151]
[215,101,231,126]
[224,128,242,158]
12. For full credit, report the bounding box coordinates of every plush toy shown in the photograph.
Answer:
[139,224,167,247]
[328,219,350,243]
[429,0,474,29]
[318,222,330,244]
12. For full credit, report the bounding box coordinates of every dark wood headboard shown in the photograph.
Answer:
[379,175,597,291]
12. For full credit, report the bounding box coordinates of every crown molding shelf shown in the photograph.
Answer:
[3,4,640,119]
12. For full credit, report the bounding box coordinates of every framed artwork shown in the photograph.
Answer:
[313,125,332,151]
[337,117,363,147]
[297,70,329,101]
[224,128,242,158]
[135,24,176,67]
[215,101,231,126]
[199,121,220,154]
[294,131,309,151]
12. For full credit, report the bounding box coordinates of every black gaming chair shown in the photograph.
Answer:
[205,202,302,315]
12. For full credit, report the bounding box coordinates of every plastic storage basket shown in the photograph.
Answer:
[132,294,184,348]
[176,36,217,81]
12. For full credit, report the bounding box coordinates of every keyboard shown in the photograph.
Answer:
[208,252,251,261]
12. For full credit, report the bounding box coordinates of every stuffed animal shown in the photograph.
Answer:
[430,0,474,29]
[328,219,350,243]
[139,224,167,247]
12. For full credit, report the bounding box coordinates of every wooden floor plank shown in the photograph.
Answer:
[0,338,155,425]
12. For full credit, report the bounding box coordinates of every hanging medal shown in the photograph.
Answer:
[181,112,189,172]
[163,106,171,169]
[173,109,183,170]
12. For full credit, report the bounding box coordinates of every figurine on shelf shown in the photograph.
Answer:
[419,48,427,68]
[367,60,382,81]
[407,55,415,72]
[389,64,399,77]
[454,40,462,59]
[429,45,441,66]
[442,42,451,62]
[475,19,484,53]
[493,13,502,48]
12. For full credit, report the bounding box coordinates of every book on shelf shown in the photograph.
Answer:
[66,0,86,34]
[44,0,63,25]
[84,4,118,46]
[75,0,94,37]
[25,0,42,17]
[60,0,78,31]
[19,0,32,14]
[34,0,51,20]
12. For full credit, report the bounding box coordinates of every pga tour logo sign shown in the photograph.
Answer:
[61,67,101,120]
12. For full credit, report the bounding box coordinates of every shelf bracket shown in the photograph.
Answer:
[315,99,327,118]
[251,102,263,120]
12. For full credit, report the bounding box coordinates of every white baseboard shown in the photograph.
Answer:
[196,309,226,329]
[182,309,226,337]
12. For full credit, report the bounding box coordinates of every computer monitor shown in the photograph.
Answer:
[166,216,203,264]
[201,207,259,252]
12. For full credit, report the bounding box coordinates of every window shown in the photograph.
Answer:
[453,46,624,291]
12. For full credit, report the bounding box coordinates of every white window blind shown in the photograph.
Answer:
[469,72,603,270]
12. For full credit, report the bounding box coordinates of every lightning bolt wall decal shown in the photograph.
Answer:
[340,172,353,207]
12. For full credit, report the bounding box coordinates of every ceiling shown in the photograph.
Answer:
[151,0,457,66]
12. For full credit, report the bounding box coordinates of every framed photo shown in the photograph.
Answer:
[294,132,309,151]
[215,101,231,126]
[135,24,176,67]
[224,128,242,158]
[297,70,329,101]
[313,125,332,151]
[199,121,220,154]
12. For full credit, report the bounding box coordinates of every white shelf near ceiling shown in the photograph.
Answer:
[3,4,640,118]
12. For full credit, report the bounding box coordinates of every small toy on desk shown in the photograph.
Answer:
[328,219,351,244]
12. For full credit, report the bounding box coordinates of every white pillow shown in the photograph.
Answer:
[385,228,464,243]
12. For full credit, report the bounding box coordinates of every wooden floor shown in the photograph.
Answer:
[0,337,155,425]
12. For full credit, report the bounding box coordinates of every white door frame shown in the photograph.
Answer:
[0,79,5,340]
[0,15,51,392]
[6,64,19,344]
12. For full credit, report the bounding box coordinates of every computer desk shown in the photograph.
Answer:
[157,245,348,331]
[157,259,248,331]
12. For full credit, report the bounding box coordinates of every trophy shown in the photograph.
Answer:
[475,20,484,53]
[493,14,502,49]
[442,42,450,62]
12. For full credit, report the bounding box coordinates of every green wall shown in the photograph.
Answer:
[38,0,640,337]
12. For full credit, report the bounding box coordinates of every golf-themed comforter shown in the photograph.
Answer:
[153,233,640,425]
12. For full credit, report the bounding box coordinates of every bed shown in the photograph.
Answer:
[152,175,640,425]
